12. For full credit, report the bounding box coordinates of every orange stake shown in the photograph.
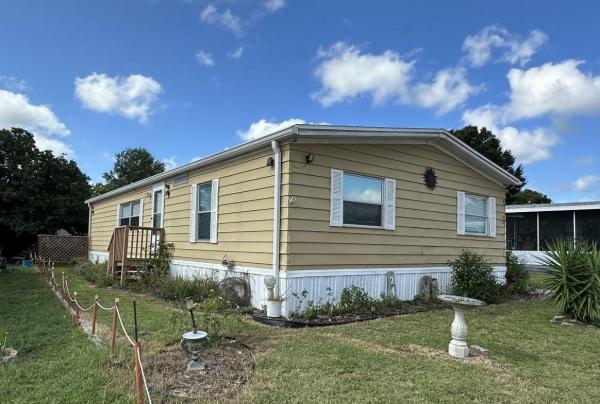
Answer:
[110,298,119,355]
[92,295,98,335]
[134,343,144,404]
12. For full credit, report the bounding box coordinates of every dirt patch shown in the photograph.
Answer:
[145,339,255,402]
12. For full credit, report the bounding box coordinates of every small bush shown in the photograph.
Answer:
[339,285,373,312]
[73,259,114,287]
[156,276,219,302]
[541,240,600,323]
[449,250,502,304]
[505,251,529,295]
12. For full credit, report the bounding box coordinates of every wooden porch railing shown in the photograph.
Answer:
[107,225,164,286]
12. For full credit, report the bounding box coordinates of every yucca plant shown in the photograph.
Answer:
[540,240,600,322]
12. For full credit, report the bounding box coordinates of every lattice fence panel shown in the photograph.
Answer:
[37,234,88,263]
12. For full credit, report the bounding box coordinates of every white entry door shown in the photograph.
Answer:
[151,185,165,228]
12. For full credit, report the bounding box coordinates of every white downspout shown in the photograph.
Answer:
[87,202,92,261]
[271,140,282,295]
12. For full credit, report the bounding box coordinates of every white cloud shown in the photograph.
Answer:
[0,89,74,157]
[505,60,600,120]
[463,105,558,164]
[0,76,29,91]
[573,175,600,192]
[0,89,69,136]
[264,0,286,12]
[74,73,162,123]
[463,25,548,67]
[227,47,244,59]
[200,5,242,36]
[237,118,305,142]
[195,50,215,66]
[312,42,415,107]
[413,68,481,114]
[313,42,478,114]
[161,156,177,170]
[34,134,74,157]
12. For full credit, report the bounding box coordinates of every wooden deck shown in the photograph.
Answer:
[107,225,164,286]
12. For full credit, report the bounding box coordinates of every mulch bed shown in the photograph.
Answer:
[254,301,447,328]
[145,338,255,402]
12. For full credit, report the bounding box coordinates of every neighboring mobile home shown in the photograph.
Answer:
[85,125,520,314]
[506,201,600,269]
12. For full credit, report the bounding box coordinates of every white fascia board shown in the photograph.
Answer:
[507,204,600,213]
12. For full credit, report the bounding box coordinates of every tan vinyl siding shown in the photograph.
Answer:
[89,190,149,251]
[283,143,506,269]
[89,146,282,269]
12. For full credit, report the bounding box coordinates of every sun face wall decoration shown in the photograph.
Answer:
[423,166,438,191]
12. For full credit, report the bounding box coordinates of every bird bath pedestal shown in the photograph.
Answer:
[437,295,485,358]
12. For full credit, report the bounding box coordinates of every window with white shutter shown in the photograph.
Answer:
[458,192,495,237]
[330,169,395,230]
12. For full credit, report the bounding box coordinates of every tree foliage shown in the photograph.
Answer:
[509,188,552,205]
[94,147,165,195]
[451,126,530,204]
[0,128,91,256]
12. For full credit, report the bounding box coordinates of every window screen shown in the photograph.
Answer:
[465,194,488,235]
[342,173,383,226]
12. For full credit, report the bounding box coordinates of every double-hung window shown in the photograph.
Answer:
[119,200,141,226]
[457,192,496,237]
[189,179,219,243]
[330,169,396,230]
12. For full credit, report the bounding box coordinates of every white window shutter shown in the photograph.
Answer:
[488,197,497,238]
[139,198,144,227]
[384,178,396,230]
[116,205,121,227]
[457,191,466,235]
[189,184,197,242]
[330,169,344,227]
[210,179,219,244]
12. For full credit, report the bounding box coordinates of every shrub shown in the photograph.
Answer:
[541,240,600,323]
[505,251,529,295]
[449,250,502,304]
[73,259,114,287]
[339,285,373,312]
[156,276,219,302]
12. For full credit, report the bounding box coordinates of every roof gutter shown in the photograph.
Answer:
[271,140,282,296]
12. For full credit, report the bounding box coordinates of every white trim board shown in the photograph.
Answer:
[507,204,600,213]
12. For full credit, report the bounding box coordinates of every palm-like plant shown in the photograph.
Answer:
[540,240,600,322]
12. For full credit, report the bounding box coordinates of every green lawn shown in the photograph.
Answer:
[2,267,600,403]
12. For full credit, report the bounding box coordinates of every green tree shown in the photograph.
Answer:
[451,126,528,204]
[95,147,165,195]
[0,128,91,256]
[508,188,551,205]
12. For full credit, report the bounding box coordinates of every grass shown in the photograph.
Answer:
[0,267,131,403]
[2,265,600,403]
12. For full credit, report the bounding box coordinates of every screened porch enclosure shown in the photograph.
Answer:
[507,207,600,251]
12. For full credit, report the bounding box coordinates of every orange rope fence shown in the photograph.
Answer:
[36,258,152,404]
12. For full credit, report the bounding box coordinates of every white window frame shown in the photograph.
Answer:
[330,169,396,230]
[457,191,496,238]
[117,199,143,227]
[151,184,165,228]
[189,179,219,243]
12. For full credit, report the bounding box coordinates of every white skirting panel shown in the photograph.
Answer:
[89,250,109,263]
[88,252,506,316]
[281,267,506,315]
[170,260,273,309]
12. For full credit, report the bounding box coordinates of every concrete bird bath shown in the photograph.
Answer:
[437,295,486,358]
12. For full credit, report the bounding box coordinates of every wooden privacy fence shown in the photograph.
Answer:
[37,234,88,263]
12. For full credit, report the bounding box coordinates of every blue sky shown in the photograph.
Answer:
[1,0,599,202]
